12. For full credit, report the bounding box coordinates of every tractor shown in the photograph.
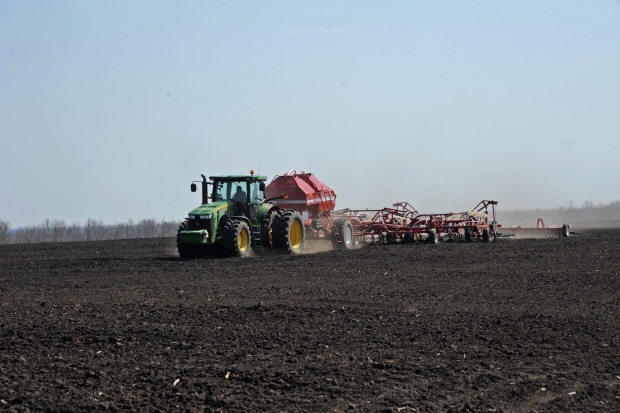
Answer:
[176,171,305,258]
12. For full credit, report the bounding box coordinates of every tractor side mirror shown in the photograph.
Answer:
[259,182,265,191]
[191,183,197,192]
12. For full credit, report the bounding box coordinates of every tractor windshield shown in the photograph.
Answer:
[212,180,265,203]
[212,180,246,202]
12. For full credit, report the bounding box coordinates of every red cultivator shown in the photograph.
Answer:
[333,200,500,244]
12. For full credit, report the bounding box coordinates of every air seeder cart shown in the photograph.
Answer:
[264,170,354,250]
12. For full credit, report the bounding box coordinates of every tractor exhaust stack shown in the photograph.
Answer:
[200,174,209,205]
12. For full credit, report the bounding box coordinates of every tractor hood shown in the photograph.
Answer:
[188,202,228,217]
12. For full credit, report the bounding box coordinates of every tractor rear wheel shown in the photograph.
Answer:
[260,211,278,250]
[177,220,203,259]
[331,217,354,250]
[272,209,305,255]
[222,219,252,257]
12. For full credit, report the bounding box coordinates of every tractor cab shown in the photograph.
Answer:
[209,174,267,220]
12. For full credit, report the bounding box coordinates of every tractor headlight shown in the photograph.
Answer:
[188,215,196,219]
[200,214,212,220]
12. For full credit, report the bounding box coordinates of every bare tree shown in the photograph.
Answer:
[159,219,178,237]
[136,218,156,238]
[65,222,84,242]
[126,219,135,239]
[52,220,67,242]
[85,218,105,241]
[113,223,125,240]
[0,220,10,244]
[8,217,181,244]
[13,224,37,244]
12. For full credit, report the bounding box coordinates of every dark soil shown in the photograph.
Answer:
[1,230,619,412]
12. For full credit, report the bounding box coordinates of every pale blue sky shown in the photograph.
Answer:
[1,1,619,226]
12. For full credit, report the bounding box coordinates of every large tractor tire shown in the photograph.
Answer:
[221,219,252,258]
[272,209,305,255]
[260,210,278,251]
[331,217,354,250]
[177,220,203,259]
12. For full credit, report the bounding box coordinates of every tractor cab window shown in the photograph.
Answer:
[249,181,264,205]
[212,181,227,202]
[213,180,248,203]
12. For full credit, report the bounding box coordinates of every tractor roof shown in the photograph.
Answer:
[209,174,268,182]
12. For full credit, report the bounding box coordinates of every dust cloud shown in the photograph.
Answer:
[302,240,335,254]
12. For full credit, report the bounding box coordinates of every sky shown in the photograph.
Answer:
[1,1,619,227]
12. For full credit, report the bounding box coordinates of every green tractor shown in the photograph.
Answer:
[177,171,305,258]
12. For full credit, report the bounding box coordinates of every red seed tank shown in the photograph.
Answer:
[265,170,336,221]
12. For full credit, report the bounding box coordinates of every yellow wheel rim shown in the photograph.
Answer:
[268,228,273,247]
[290,220,302,249]
[238,228,249,252]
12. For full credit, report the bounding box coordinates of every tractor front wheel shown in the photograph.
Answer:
[177,220,204,259]
[272,210,305,255]
[222,219,252,257]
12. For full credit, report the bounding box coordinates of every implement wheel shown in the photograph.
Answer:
[482,228,491,243]
[177,220,204,259]
[222,219,252,257]
[426,229,437,244]
[331,217,354,250]
[464,227,473,242]
[272,209,305,255]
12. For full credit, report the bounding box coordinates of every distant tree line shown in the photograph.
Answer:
[1,199,618,245]
[0,218,180,245]
[499,199,620,226]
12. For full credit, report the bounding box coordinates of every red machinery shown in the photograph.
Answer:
[497,218,572,238]
[333,200,501,244]
[265,170,572,249]
[265,170,346,245]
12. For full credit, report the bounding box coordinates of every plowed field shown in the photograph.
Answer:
[1,230,619,412]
